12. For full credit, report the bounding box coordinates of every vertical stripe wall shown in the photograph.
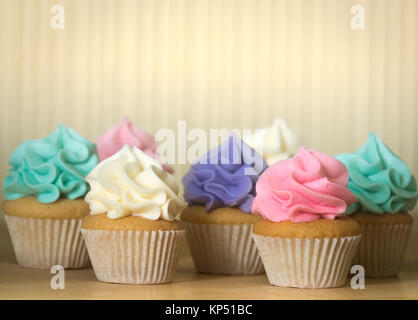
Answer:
[0,0,417,262]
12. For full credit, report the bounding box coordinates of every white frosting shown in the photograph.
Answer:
[85,145,186,221]
[243,118,301,165]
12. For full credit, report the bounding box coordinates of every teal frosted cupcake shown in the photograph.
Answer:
[336,133,417,277]
[2,125,99,269]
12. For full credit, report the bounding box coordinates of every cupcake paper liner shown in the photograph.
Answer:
[182,222,264,275]
[252,234,361,288]
[4,215,89,269]
[81,229,185,284]
[352,223,412,277]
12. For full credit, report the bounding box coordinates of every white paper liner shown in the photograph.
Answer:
[182,222,264,275]
[81,229,185,284]
[4,215,89,269]
[352,223,412,277]
[252,234,361,288]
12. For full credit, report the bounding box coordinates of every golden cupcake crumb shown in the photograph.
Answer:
[81,214,184,231]
[351,211,413,225]
[180,205,261,225]
[2,197,90,219]
[253,216,361,239]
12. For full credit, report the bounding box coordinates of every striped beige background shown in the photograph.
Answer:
[0,0,417,262]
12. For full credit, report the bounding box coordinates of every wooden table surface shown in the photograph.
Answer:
[1,256,417,300]
[1,220,418,300]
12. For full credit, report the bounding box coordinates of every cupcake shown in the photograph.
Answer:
[96,116,173,173]
[252,146,361,288]
[82,145,186,284]
[181,135,267,275]
[2,125,98,269]
[243,117,301,166]
[335,133,417,277]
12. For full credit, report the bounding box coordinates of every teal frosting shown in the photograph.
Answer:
[335,133,417,215]
[3,125,99,203]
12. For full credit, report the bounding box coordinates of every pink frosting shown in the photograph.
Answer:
[96,117,173,173]
[251,146,356,223]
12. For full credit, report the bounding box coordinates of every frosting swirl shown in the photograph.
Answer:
[251,146,357,222]
[85,145,186,220]
[182,135,267,213]
[96,117,173,173]
[3,125,99,203]
[335,133,417,215]
[243,118,301,165]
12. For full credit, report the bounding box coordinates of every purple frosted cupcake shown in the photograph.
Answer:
[181,135,267,275]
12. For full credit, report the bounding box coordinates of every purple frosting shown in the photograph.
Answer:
[182,135,267,212]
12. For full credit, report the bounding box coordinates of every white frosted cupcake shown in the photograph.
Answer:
[82,145,186,284]
[243,117,301,166]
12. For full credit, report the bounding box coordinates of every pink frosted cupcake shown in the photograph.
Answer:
[97,117,173,173]
[252,146,362,288]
